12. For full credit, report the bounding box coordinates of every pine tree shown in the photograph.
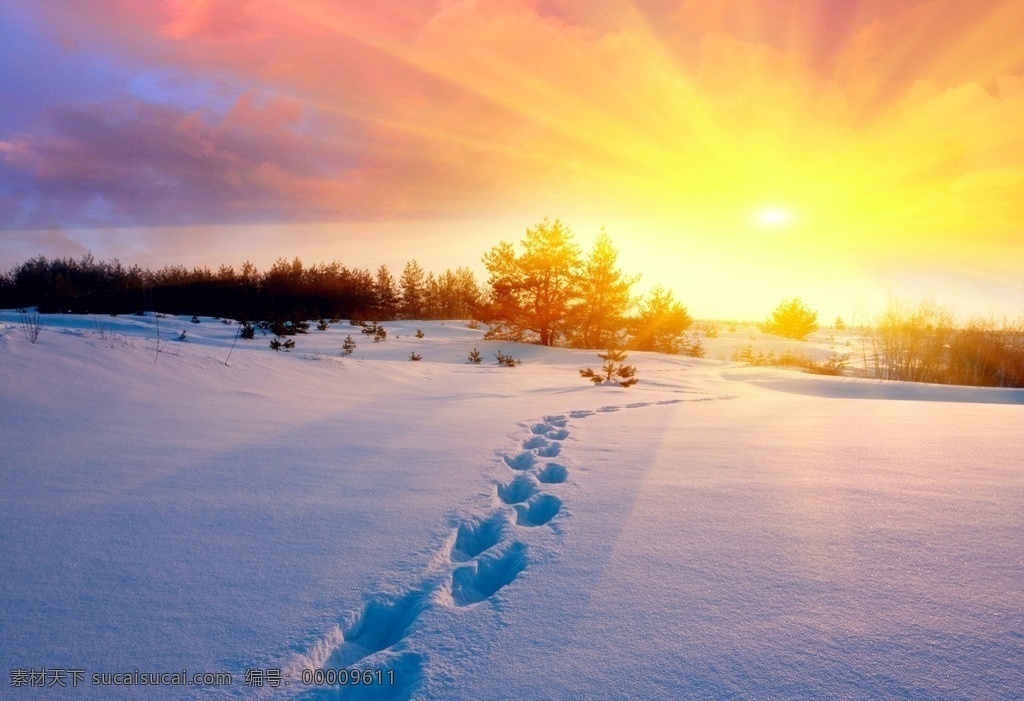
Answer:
[569,232,637,349]
[579,348,638,387]
[452,266,482,319]
[495,350,522,367]
[629,285,692,353]
[270,336,295,351]
[422,272,440,319]
[760,298,819,340]
[400,260,425,319]
[374,265,400,319]
[467,347,483,364]
[342,334,356,355]
[684,336,706,358]
[481,218,581,346]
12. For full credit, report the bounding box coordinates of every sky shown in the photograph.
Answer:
[1,0,1023,321]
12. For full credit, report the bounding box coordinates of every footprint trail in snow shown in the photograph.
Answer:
[286,399,688,700]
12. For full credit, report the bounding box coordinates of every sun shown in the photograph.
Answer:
[752,206,794,229]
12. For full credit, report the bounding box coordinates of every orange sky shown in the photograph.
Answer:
[1,1,1023,320]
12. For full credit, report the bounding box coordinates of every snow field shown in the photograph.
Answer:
[1,312,1022,700]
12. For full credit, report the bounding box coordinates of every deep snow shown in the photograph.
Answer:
[1,313,1021,700]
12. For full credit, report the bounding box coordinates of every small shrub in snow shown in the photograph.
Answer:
[415,329,425,338]
[269,320,293,336]
[732,344,773,365]
[467,320,480,330]
[467,347,483,364]
[409,351,422,361]
[342,335,357,356]
[809,354,850,376]
[177,330,188,342]
[19,309,41,344]
[684,336,705,358]
[580,348,638,387]
[364,319,387,341]
[733,344,848,375]
[270,336,295,352]
[495,351,522,367]
[190,315,201,324]
[316,319,329,331]
[240,322,256,339]
[700,321,719,338]
[268,319,309,336]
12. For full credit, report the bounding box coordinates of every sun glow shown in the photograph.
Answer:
[753,207,795,229]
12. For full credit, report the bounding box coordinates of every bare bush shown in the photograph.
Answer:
[867,301,1024,387]
[20,309,41,344]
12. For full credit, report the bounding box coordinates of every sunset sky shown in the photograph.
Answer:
[2,1,1023,321]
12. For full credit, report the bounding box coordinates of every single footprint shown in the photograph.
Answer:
[543,415,568,427]
[325,589,429,668]
[450,542,529,606]
[522,435,550,450]
[545,428,569,441]
[531,423,553,435]
[537,463,568,484]
[514,494,562,527]
[497,474,540,504]
[451,511,510,562]
[502,452,536,471]
[536,442,561,458]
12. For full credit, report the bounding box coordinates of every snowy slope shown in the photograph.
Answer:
[1,313,1021,700]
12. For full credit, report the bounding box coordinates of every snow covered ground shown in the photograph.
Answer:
[1,312,1022,700]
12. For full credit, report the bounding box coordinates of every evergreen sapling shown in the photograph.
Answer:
[495,350,522,367]
[580,348,638,387]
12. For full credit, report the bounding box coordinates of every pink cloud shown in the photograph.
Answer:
[4,0,1023,241]
[1,94,352,227]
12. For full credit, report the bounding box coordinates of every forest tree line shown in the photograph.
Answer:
[0,254,480,323]
[0,218,695,353]
[5,218,1020,388]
